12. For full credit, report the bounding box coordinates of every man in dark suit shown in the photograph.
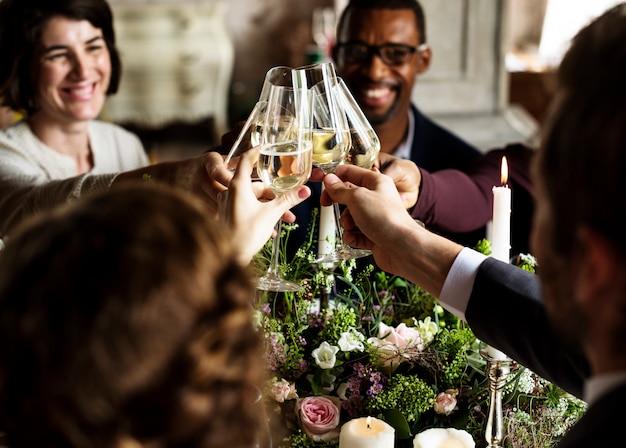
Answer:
[330,0,534,254]
[319,3,626,446]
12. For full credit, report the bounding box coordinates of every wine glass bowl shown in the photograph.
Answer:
[336,79,381,169]
[257,103,312,195]
[225,66,295,169]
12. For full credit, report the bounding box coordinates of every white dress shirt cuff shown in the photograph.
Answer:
[439,247,487,322]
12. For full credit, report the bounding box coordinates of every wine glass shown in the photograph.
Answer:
[256,79,313,291]
[293,63,350,174]
[313,78,382,262]
[337,78,381,169]
[225,66,293,169]
[293,63,371,264]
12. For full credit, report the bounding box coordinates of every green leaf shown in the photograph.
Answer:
[382,409,412,439]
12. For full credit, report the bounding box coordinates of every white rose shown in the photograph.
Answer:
[251,310,264,329]
[337,382,349,400]
[312,341,340,369]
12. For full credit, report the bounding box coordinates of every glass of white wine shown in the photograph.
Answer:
[293,62,350,174]
[256,80,313,291]
[294,63,374,264]
[337,78,381,170]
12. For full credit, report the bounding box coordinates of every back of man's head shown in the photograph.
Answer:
[539,3,626,255]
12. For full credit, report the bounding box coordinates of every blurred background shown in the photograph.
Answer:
[2,0,620,161]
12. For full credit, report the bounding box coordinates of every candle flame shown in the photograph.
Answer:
[366,416,372,429]
[500,156,509,185]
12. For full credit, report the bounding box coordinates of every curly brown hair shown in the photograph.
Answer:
[0,183,265,448]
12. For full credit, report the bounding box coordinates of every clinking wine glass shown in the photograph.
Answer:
[225,66,293,169]
[256,80,313,291]
[337,78,381,170]
[314,78,383,262]
[294,63,371,264]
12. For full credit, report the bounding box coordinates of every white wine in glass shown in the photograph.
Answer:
[257,139,313,194]
[312,128,350,172]
[336,78,381,169]
[314,78,380,264]
[347,127,381,169]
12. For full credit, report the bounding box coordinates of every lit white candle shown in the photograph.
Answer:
[487,156,510,361]
[339,416,395,448]
[318,185,337,257]
[491,156,511,263]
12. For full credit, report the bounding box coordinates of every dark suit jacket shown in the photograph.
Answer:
[464,257,626,447]
[466,257,589,398]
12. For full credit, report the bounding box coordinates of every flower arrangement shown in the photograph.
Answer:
[252,216,586,448]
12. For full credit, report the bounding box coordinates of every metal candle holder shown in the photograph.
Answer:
[480,349,513,448]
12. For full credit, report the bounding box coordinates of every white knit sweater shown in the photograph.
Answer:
[0,120,149,237]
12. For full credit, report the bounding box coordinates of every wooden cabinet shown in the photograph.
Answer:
[104,2,234,137]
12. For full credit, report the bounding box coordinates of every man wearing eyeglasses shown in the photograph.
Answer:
[331,0,534,255]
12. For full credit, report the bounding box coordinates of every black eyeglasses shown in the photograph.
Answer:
[335,42,428,66]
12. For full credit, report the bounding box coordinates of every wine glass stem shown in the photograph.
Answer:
[267,220,283,277]
[332,201,344,249]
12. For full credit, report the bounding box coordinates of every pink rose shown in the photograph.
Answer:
[295,396,341,442]
[434,389,458,415]
[368,323,424,371]
[380,323,423,350]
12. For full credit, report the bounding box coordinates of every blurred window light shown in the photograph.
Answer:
[538,0,622,67]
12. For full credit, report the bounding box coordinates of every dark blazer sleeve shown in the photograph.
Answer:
[465,257,589,398]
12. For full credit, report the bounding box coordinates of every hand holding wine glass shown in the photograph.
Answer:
[255,79,314,291]
[219,148,311,266]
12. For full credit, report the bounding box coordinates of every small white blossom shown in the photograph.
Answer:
[312,341,340,369]
[416,316,438,346]
[338,328,366,352]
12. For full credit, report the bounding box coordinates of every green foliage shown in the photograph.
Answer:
[256,224,582,448]
[367,374,436,421]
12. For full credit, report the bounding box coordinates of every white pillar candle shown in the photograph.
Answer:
[318,185,337,257]
[487,156,510,361]
[339,416,395,448]
[491,156,511,263]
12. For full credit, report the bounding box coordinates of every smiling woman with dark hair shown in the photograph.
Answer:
[0,0,240,239]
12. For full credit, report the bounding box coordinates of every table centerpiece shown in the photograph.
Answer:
[251,213,586,448]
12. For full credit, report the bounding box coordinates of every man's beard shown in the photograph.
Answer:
[365,97,400,127]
